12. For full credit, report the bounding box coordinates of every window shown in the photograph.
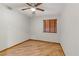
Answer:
[43,19,57,33]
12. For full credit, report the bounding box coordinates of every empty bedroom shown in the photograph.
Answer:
[0,3,79,56]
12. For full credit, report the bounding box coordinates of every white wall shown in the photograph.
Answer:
[29,15,60,42]
[0,4,29,51]
[0,5,8,51]
[60,4,79,56]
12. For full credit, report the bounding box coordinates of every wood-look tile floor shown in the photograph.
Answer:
[0,39,64,56]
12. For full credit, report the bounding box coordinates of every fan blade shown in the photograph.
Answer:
[35,3,42,7]
[26,3,32,7]
[36,8,44,11]
[21,8,30,10]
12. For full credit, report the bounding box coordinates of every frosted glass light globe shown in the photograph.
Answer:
[31,8,36,11]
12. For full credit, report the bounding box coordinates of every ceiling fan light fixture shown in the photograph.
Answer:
[30,8,36,11]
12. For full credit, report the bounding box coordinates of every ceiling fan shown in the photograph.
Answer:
[21,3,44,14]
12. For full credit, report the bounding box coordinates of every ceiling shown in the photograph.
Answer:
[3,3,65,16]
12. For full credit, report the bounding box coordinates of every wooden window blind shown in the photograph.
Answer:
[43,19,57,33]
